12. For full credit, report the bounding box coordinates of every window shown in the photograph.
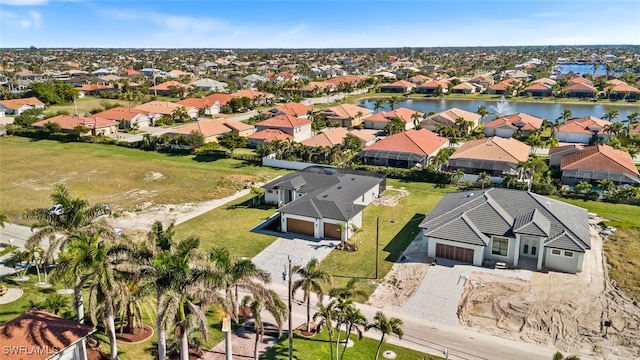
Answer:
[564,251,574,258]
[551,249,561,256]
[491,237,509,256]
[267,190,273,193]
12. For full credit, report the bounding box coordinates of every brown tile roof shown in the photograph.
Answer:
[417,79,449,89]
[168,119,231,137]
[93,107,149,121]
[548,144,584,156]
[248,128,293,142]
[257,114,310,129]
[203,93,233,106]
[563,83,597,92]
[423,108,481,126]
[273,103,313,117]
[347,129,376,142]
[607,82,640,93]
[151,80,190,91]
[0,97,45,109]
[452,82,477,90]
[362,129,448,157]
[223,121,254,132]
[450,137,531,164]
[32,115,118,130]
[523,83,552,92]
[568,76,590,85]
[561,145,639,176]
[301,127,349,147]
[0,310,95,360]
[323,104,373,120]
[176,97,217,109]
[484,113,544,131]
[384,80,414,88]
[76,84,115,92]
[557,116,610,134]
[230,89,274,99]
[134,101,196,116]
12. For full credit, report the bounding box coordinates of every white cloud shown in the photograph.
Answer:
[0,0,48,6]
[29,10,41,27]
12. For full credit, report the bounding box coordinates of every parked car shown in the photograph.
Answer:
[48,204,63,216]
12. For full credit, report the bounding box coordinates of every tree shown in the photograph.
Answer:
[242,290,287,360]
[250,186,265,206]
[553,351,581,360]
[574,181,592,195]
[329,278,366,301]
[477,105,489,120]
[209,247,270,360]
[0,209,6,228]
[339,302,366,360]
[171,106,190,123]
[597,179,616,194]
[525,134,544,153]
[373,98,384,113]
[218,132,247,156]
[42,121,62,133]
[603,108,619,122]
[452,168,465,185]
[386,96,399,110]
[411,112,423,128]
[478,171,491,189]
[383,117,405,136]
[292,258,332,332]
[314,301,338,360]
[558,108,573,123]
[365,311,404,360]
[43,293,69,315]
[343,134,363,152]
[72,125,91,138]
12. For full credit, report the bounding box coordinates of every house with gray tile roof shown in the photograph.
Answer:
[262,166,385,241]
[418,188,590,273]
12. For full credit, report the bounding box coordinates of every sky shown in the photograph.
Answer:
[1,0,639,48]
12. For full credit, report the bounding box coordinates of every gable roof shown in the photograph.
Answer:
[449,137,531,164]
[302,127,349,147]
[361,129,448,157]
[419,189,591,252]
[423,107,481,126]
[134,101,197,116]
[323,104,373,120]
[151,80,189,91]
[560,144,639,176]
[168,119,231,137]
[0,97,45,109]
[265,167,385,221]
[383,80,414,88]
[418,79,449,89]
[347,129,376,142]
[230,89,274,99]
[557,116,610,134]
[0,310,95,360]
[273,103,313,117]
[203,93,233,106]
[223,121,254,132]
[484,112,544,131]
[248,128,293,142]
[176,97,217,109]
[93,107,149,121]
[32,115,118,130]
[563,82,596,92]
[256,114,311,129]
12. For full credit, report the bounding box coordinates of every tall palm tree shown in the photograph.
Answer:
[209,247,270,360]
[314,301,338,360]
[292,258,332,332]
[558,108,573,123]
[386,96,399,110]
[411,112,423,128]
[604,108,620,122]
[477,105,488,121]
[339,303,366,360]
[373,98,384,113]
[329,278,366,301]
[24,184,112,262]
[452,168,465,186]
[478,171,491,189]
[365,311,404,360]
[242,290,287,360]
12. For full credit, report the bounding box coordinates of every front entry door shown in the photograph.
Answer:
[521,237,538,258]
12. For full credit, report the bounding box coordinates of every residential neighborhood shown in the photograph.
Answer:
[1,14,640,360]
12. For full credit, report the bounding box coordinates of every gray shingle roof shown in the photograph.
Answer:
[419,189,590,252]
[266,167,385,221]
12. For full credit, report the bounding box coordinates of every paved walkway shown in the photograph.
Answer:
[400,259,533,327]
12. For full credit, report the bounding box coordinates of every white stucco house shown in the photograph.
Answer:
[262,167,385,241]
[419,188,591,274]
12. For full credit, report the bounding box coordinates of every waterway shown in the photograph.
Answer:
[557,63,607,75]
[359,98,640,122]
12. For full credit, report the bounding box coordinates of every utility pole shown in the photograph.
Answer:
[375,215,380,279]
[287,256,293,360]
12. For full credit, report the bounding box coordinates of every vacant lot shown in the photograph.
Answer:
[47,98,138,115]
[0,137,286,223]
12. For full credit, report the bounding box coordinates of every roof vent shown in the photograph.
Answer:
[467,193,474,198]
[322,194,328,198]
[546,201,551,207]
[337,186,342,189]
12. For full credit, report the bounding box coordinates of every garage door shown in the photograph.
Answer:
[287,218,314,237]
[323,223,342,240]
[435,243,474,263]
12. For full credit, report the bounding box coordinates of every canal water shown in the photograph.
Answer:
[360,98,640,122]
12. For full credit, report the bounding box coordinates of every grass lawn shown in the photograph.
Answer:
[47,98,139,115]
[264,326,443,360]
[0,137,287,223]
[319,180,455,301]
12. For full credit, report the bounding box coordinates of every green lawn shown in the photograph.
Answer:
[0,137,287,223]
[47,98,139,116]
[549,196,640,229]
[264,326,443,360]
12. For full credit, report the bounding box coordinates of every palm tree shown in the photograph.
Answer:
[292,258,332,332]
[478,171,491,189]
[365,311,404,360]
[386,95,399,110]
[314,301,338,360]
[209,247,270,360]
[339,303,366,360]
[329,278,366,301]
[545,136,559,149]
[574,181,592,195]
[43,293,69,315]
[525,134,545,154]
[452,168,465,186]
[604,108,619,122]
[558,108,573,123]
[373,98,384,113]
[24,184,112,263]
[411,112,423,128]
[477,105,488,121]
[0,209,7,228]
[597,179,616,194]
[242,290,287,360]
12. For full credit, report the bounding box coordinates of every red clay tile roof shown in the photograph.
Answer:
[348,129,376,142]
[230,89,274,99]
[557,117,610,134]
[450,137,531,163]
[32,115,118,130]
[568,76,590,85]
[418,79,449,89]
[424,108,481,126]
[452,82,477,90]
[151,80,190,91]
[273,103,313,117]
[563,83,596,92]
[76,84,115,92]
[176,98,217,109]
[257,114,310,129]
[134,101,197,115]
[548,144,584,156]
[523,83,552,92]
[384,80,414,88]
[223,121,254,132]
[0,97,45,109]
[0,310,95,360]
[93,107,148,121]
[532,77,556,85]
[248,128,293,141]
[301,127,349,147]
[323,104,373,120]
[484,113,544,131]
[561,145,639,176]
[362,129,448,156]
[203,93,233,106]
[169,119,231,137]
[364,112,389,122]
[607,82,640,93]
[385,108,423,123]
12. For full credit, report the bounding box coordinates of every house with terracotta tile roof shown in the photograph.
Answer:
[301,127,350,147]
[469,75,495,89]
[448,137,531,176]
[263,103,314,118]
[134,101,199,118]
[0,310,96,360]
[380,80,415,93]
[416,79,449,94]
[348,129,377,147]
[150,80,191,96]
[409,74,430,85]
[33,114,119,136]
[553,144,639,185]
[248,128,293,147]
[484,113,544,138]
[0,97,45,115]
[230,89,274,105]
[562,83,597,98]
[363,107,423,131]
[166,118,232,142]
[606,80,639,100]
[451,82,481,94]
[93,106,156,128]
[320,104,373,127]
[203,93,233,107]
[255,114,312,141]
[176,97,221,116]
[76,83,116,96]
[420,108,481,132]
[532,77,556,86]
[554,116,611,143]
[548,144,584,166]
[487,79,518,96]
[223,121,256,137]
[523,82,553,97]
[358,129,449,168]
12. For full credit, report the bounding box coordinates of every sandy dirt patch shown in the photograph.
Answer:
[457,220,640,359]
[373,186,409,207]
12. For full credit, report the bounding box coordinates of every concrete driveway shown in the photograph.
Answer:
[399,259,533,327]
[251,236,338,285]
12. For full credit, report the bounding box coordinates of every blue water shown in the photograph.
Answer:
[558,64,607,75]
[359,98,640,122]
